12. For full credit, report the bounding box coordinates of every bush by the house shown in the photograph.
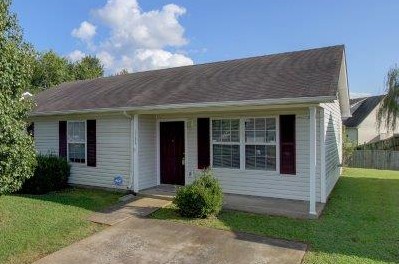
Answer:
[173,170,223,218]
[21,154,70,194]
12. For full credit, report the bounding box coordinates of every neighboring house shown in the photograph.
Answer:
[30,45,350,216]
[344,95,399,144]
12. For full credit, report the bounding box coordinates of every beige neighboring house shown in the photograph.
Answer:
[344,95,399,144]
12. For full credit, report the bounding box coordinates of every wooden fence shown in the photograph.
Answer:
[357,135,399,151]
[347,150,399,170]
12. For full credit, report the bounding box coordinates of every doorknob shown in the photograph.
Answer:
[182,156,185,165]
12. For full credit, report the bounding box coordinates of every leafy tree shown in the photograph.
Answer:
[377,66,399,131]
[30,52,104,93]
[115,68,129,75]
[31,50,73,93]
[72,55,104,81]
[0,0,36,194]
[342,127,356,166]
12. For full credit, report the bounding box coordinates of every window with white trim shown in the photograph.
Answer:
[212,119,240,168]
[67,121,86,163]
[244,118,277,170]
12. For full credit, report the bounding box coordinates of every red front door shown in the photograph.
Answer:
[160,121,185,185]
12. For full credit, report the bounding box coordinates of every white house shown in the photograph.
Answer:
[344,95,399,144]
[30,45,350,216]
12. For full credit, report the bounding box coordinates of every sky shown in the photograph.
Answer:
[11,0,399,98]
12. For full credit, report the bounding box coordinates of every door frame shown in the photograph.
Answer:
[156,119,188,185]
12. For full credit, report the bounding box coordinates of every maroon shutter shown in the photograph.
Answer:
[197,118,210,169]
[280,115,296,174]
[87,120,96,167]
[59,121,67,158]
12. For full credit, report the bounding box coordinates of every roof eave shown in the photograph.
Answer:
[30,96,336,117]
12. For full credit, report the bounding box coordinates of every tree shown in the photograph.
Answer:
[30,52,104,93]
[72,55,104,81]
[342,127,357,166]
[115,68,129,75]
[31,50,73,93]
[0,0,36,194]
[377,66,399,131]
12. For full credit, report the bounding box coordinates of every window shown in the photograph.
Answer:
[244,118,277,170]
[212,119,240,168]
[211,117,278,171]
[67,121,86,163]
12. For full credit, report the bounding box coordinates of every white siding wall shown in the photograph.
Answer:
[158,108,322,202]
[34,121,59,155]
[33,106,337,202]
[33,115,132,190]
[138,115,157,190]
[322,100,342,197]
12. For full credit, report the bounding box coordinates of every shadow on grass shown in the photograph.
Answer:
[11,187,122,212]
[152,175,399,263]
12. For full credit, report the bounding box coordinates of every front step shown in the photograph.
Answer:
[137,184,178,201]
[137,191,174,201]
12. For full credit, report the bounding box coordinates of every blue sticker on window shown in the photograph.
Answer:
[114,176,123,186]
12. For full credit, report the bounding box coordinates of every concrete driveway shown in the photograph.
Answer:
[34,217,306,264]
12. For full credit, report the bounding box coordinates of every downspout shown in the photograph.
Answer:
[123,111,135,193]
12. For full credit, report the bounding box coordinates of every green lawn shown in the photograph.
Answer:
[152,168,399,264]
[0,188,121,264]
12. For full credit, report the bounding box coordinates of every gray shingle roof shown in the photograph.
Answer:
[32,45,344,114]
[343,95,385,127]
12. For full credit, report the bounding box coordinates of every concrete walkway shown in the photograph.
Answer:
[87,196,171,225]
[34,217,307,264]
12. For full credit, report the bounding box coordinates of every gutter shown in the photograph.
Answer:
[30,96,336,117]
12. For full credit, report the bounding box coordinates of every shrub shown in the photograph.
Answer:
[173,170,223,218]
[20,154,70,194]
[0,0,37,194]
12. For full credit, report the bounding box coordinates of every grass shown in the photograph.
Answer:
[0,188,121,264]
[152,168,399,264]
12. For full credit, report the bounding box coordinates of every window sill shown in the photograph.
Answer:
[279,173,297,177]
[69,162,87,167]
[212,167,241,171]
[211,167,297,176]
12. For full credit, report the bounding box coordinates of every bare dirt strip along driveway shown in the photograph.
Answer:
[34,217,306,264]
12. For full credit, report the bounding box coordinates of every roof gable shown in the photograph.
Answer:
[33,45,345,115]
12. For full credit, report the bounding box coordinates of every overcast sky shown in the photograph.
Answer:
[12,0,399,97]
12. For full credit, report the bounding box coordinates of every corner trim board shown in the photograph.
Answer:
[309,106,317,215]
[320,108,326,203]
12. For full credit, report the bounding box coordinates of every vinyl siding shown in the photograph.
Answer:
[33,106,334,202]
[157,108,322,202]
[138,115,157,190]
[33,114,131,190]
[34,121,59,155]
[322,100,342,197]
